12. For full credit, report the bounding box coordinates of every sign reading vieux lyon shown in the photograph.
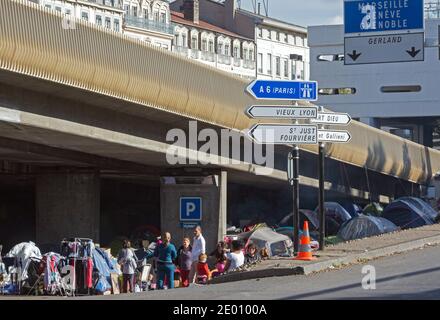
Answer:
[344,0,424,34]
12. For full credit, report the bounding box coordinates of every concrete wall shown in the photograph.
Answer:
[160,182,221,253]
[36,171,100,248]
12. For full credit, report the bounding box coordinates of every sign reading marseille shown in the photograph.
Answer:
[246,80,318,101]
[180,197,202,222]
[344,0,424,34]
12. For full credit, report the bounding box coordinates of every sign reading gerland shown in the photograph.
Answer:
[344,0,424,34]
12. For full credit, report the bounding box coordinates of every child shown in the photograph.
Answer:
[196,253,211,284]
[245,243,261,265]
[210,241,228,277]
[176,237,192,287]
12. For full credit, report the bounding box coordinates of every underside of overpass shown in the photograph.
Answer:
[0,0,435,252]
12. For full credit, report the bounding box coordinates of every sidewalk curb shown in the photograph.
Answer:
[209,234,440,285]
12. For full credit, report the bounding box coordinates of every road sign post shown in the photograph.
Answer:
[292,145,300,254]
[318,140,325,251]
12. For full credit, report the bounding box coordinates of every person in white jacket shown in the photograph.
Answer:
[117,240,138,293]
[188,226,206,284]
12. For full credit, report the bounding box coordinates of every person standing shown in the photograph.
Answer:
[154,232,177,289]
[188,226,206,284]
[225,240,245,273]
[117,240,138,293]
[176,237,192,287]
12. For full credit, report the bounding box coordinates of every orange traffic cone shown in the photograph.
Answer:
[294,221,317,261]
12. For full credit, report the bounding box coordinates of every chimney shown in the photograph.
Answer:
[225,0,236,29]
[183,0,199,24]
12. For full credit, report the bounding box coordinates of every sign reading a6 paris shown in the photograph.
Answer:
[246,80,318,101]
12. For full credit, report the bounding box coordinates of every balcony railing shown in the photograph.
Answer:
[124,15,174,35]
[173,45,189,57]
[243,59,256,70]
[218,54,231,65]
[201,51,215,62]
[190,49,200,60]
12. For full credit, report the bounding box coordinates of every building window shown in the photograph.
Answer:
[191,36,198,49]
[124,5,129,14]
[249,49,254,61]
[224,44,230,56]
[243,48,248,60]
[160,13,166,24]
[268,30,272,39]
[55,6,62,12]
[275,57,281,76]
[257,27,262,38]
[283,59,289,78]
[132,6,138,17]
[182,34,187,47]
[105,17,111,29]
[96,15,102,26]
[114,19,120,32]
[81,12,89,21]
[143,9,149,19]
[257,53,263,73]
[65,9,71,15]
[267,53,272,74]
[276,32,280,41]
[45,4,51,9]
[233,46,239,58]
[218,42,223,55]
[154,11,159,22]
[202,39,207,51]
[208,40,214,52]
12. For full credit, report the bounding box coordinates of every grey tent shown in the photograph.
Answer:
[338,215,399,241]
[246,227,293,257]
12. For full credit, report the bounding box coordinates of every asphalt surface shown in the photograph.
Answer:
[101,244,440,300]
[3,244,440,300]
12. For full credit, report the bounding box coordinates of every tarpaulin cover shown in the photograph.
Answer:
[92,247,120,293]
[5,242,42,280]
[382,197,439,229]
[338,215,398,241]
[247,227,293,257]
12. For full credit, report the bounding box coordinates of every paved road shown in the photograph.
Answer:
[3,245,440,300]
[107,245,440,300]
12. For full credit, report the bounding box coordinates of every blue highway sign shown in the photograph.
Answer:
[246,80,318,101]
[344,0,424,34]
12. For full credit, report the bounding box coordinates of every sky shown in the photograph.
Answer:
[239,0,344,27]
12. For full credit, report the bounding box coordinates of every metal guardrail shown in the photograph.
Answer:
[124,15,174,35]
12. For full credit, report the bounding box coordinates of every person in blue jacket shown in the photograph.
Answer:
[154,232,177,289]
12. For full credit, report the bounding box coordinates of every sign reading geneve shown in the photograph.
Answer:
[318,130,351,143]
[246,105,318,119]
[246,80,318,101]
[311,112,352,125]
[248,124,318,145]
[344,0,424,34]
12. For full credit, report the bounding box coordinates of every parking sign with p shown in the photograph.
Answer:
[180,197,202,222]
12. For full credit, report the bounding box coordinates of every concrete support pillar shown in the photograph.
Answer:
[36,170,100,247]
[160,174,225,254]
[218,171,227,243]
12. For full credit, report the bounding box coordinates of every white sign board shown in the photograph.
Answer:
[246,106,318,119]
[318,130,351,143]
[311,112,352,125]
[248,124,318,145]
[344,32,424,65]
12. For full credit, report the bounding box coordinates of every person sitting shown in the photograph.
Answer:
[224,240,245,273]
[196,254,211,284]
[244,243,261,265]
[210,241,228,277]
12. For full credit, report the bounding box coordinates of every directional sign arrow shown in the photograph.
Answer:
[406,46,421,58]
[347,50,361,61]
[318,130,351,143]
[311,112,352,126]
[248,124,318,145]
[245,105,318,119]
[246,80,318,101]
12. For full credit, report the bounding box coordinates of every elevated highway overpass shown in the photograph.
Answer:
[0,0,439,251]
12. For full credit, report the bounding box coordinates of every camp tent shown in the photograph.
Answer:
[278,210,340,236]
[314,202,352,226]
[337,215,399,241]
[246,227,293,258]
[363,203,384,217]
[341,203,363,218]
[382,197,439,229]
